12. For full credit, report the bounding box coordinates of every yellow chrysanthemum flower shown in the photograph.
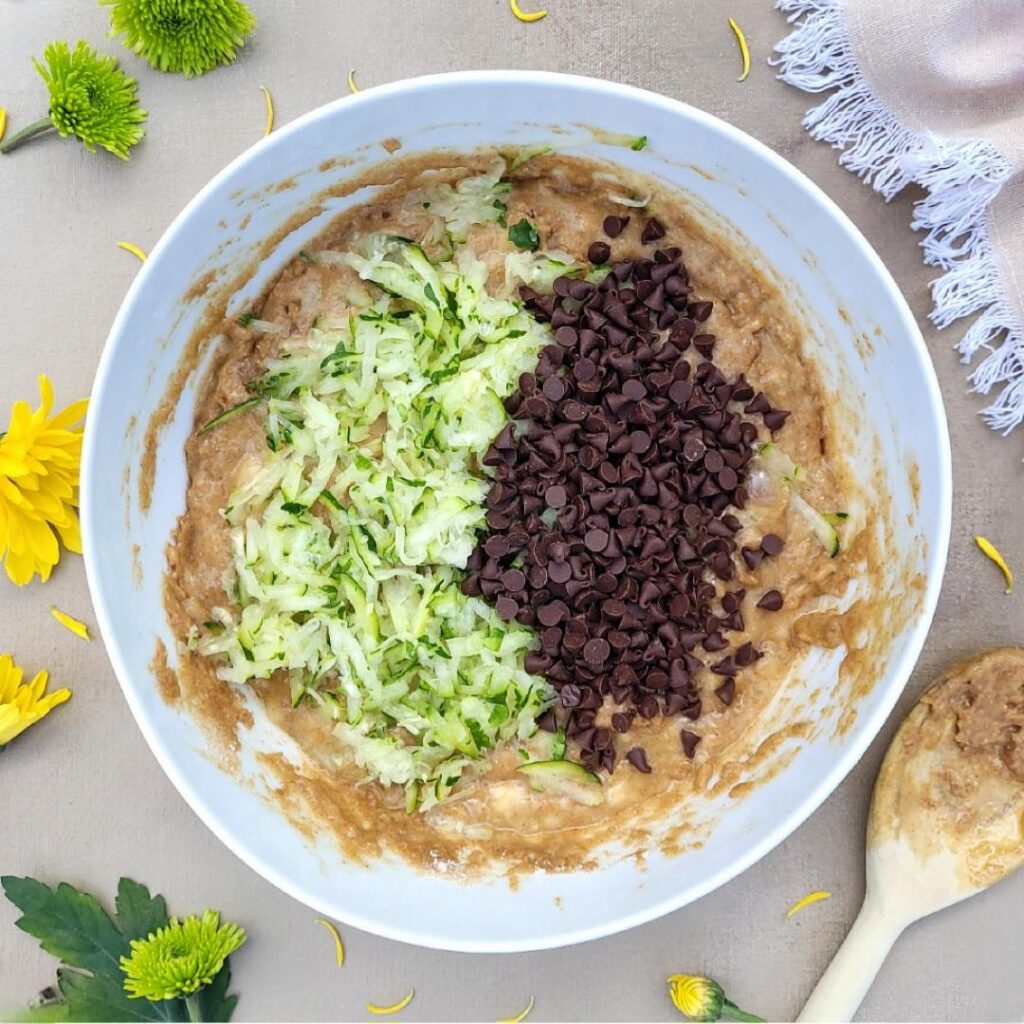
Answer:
[121,910,246,1002]
[667,974,764,1023]
[0,375,88,585]
[0,653,71,749]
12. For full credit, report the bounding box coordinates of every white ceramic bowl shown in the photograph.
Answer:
[82,71,951,952]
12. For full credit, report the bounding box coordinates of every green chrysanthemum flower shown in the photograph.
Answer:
[101,0,257,78]
[121,910,246,1002]
[0,41,146,158]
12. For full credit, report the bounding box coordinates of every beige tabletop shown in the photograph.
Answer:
[1,1,1022,1021]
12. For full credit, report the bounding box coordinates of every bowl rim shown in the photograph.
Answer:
[82,68,953,953]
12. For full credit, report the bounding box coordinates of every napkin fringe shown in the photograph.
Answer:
[774,0,1024,434]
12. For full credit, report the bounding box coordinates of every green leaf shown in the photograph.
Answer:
[508,218,540,252]
[1,878,128,981]
[114,880,168,943]
[631,135,648,151]
[7,1002,71,1023]
[193,962,238,1023]
[57,969,181,1023]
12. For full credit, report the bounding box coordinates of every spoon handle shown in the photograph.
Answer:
[797,895,906,1022]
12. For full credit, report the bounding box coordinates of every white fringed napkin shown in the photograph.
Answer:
[774,0,1024,434]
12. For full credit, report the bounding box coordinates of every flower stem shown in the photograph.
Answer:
[0,116,55,155]
[722,1000,766,1023]
[184,994,203,1023]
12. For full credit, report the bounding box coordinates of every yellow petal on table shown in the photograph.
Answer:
[50,606,91,642]
[498,995,535,1023]
[314,917,345,966]
[116,241,148,262]
[975,535,1013,593]
[0,108,7,143]
[510,0,547,23]
[347,69,360,94]
[366,989,414,1015]
[786,890,832,919]
[728,17,751,82]
[260,85,275,137]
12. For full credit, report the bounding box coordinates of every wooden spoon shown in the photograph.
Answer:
[798,647,1024,1022]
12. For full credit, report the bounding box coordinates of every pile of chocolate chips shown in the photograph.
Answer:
[461,215,789,773]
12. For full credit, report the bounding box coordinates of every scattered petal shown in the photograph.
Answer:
[498,995,535,1023]
[367,989,414,1015]
[260,84,274,137]
[348,69,360,94]
[0,108,6,143]
[117,241,148,262]
[510,0,547,23]
[728,17,751,82]
[50,607,91,642]
[975,535,1013,593]
[315,917,345,966]
[785,890,832,919]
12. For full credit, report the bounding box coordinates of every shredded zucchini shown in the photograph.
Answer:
[757,443,841,557]
[408,161,511,243]
[198,225,561,810]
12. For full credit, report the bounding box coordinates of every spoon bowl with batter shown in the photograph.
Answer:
[799,647,1024,1021]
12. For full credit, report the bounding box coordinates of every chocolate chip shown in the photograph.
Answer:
[501,569,526,591]
[538,601,568,626]
[537,708,558,731]
[588,241,612,264]
[554,325,578,348]
[622,379,647,401]
[629,430,652,454]
[583,637,611,666]
[734,642,757,667]
[715,679,736,705]
[689,299,713,322]
[548,560,572,584]
[495,596,519,620]
[757,589,784,611]
[640,218,666,244]
[603,215,629,238]
[761,533,784,556]
[585,528,610,552]
[763,409,791,432]
[638,694,660,719]
[544,485,567,509]
[680,729,701,758]
[543,376,567,401]
[611,712,633,733]
[741,546,763,570]
[484,536,509,558]
[626,747,652,773]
